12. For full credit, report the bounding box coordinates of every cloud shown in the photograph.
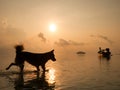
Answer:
[55,38,85,46]
[38,32,46,42]
[90,34,113,44]
[55,39,69,46]
[69,40,85,46]
[98,35,113,44]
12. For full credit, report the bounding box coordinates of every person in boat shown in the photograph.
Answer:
[98,47,105,54]
[98,47,111,57]
[103,48,111,57]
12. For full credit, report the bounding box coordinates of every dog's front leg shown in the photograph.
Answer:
[41,64,46,72]
[6,63,17,70]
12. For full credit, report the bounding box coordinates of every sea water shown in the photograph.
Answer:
[0,53,120,90]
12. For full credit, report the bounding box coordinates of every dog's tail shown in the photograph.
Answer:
[15,44,24,52]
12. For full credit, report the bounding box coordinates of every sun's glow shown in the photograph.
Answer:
[48,68,55,84]
[49,24,56,32]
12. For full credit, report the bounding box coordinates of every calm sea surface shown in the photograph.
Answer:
[0,52,120,90]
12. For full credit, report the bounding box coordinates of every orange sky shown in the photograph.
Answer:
[0,0,120,55]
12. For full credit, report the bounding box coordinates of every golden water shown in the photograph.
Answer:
[0,53,120,90]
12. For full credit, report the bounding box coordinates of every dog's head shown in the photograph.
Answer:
[50,50,56,61]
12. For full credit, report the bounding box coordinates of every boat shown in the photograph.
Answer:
[76,51,86,54]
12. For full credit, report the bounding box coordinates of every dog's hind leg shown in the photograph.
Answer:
[36,66,40,72]
[19,64,24,72]
[6,63,17,70]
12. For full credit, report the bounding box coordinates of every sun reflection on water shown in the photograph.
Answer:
[48,68,56,84]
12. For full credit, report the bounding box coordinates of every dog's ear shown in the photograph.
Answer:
[51,49,54,52]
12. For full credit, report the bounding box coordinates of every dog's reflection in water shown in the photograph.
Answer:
[14,71,55,90]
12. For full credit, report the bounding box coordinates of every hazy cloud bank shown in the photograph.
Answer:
[90,34,113,44]
[0,18,26,45]
[0,18,26,56]
[55,38,85,47]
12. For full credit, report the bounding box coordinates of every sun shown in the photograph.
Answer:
[49,23,56,32]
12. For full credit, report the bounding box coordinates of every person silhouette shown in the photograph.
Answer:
[105,48,111,57]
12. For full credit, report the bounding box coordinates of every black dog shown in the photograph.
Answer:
[6,45,56,72]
